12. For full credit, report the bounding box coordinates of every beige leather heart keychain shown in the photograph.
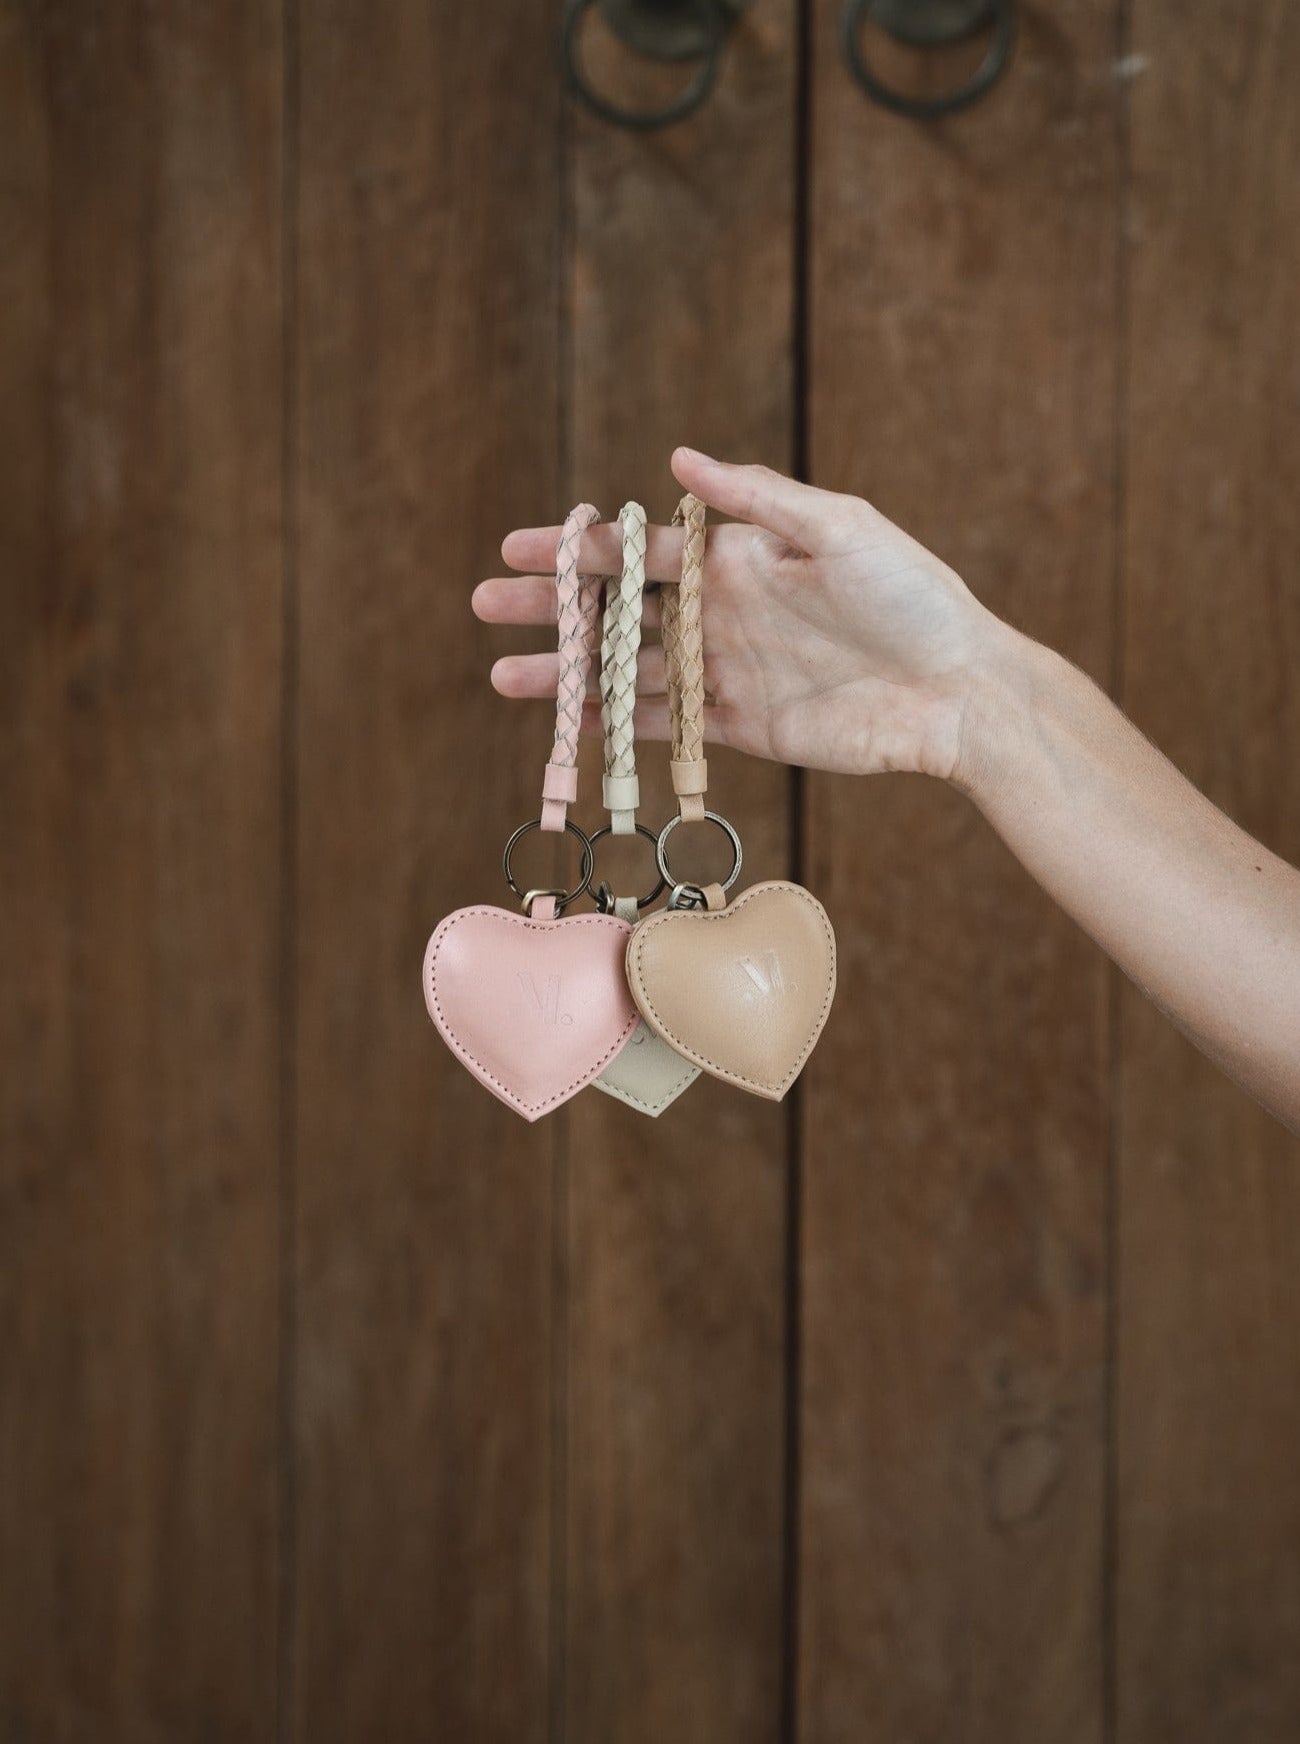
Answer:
[625,493,839,1101]
[422,504,639,1121]
[589,501,702,1117]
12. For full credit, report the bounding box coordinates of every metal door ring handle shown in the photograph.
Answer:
[562,0,728,131]
[840,0,1015,119]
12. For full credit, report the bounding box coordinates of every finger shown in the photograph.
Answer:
[491,643,667,701]
[473,576,662,629]
[501,522,686,585]
[472,576,557,626]
[671,446,843,551]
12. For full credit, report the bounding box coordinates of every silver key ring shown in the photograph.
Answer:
[655,810,743,900]
[589,822,668,913]
[502,817,594,915]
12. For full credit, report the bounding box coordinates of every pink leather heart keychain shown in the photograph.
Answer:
[588,501,702,1118]
[625,493,839,1101]
[423,504,639,1121]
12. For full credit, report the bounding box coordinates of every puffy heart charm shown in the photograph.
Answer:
[626,881,836,1101]
[593,1020,701,1117]
[424,906,639,1121]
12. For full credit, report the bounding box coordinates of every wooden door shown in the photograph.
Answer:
[2,2,1297,1740]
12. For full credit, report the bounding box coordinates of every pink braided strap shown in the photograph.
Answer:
[541,503,603,832]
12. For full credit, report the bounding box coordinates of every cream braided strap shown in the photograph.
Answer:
[662,493,708,823]
[541,502,603,833]
[599,501,647,835]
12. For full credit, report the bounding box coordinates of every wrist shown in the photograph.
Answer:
[949,615,1051,805]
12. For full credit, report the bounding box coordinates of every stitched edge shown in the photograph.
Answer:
[593,1027,701,1116]
[626,881,837,1098]
[425,907,638,1118]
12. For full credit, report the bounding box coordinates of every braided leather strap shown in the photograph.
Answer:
[663,493,708,822]
[541,502,603,833]
[599,501,647,834]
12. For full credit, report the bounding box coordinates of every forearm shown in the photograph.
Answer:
[957,625,1300,1132]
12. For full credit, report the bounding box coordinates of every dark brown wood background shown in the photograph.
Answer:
[2,2,1297,1740]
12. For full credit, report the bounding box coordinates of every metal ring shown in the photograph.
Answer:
[655,810,743,894]
[840,0,1014,119]
[561,0,727,132]
[589,822,668,912]
[521,887,568,918]
[503,817,594,913]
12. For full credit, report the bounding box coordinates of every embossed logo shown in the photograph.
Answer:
[735,951,787,1001]
[517,972,573,1026]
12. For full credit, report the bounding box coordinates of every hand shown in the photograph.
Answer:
[473,447,1007,780]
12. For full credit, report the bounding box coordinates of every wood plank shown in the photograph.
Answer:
[561,5,797,1740]
[800,3,1119,1739]
[292,3,563,1739]
[1117,3,1300,1736]
[0,3,283,1737]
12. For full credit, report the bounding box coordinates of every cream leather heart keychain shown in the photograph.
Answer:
[625,493,839,1101]
[423,503,639,1121]
[589,501,702,1118]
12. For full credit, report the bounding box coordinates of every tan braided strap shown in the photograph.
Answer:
[599,501,647,835]
[663,492,708,822]
[541,502,603,833]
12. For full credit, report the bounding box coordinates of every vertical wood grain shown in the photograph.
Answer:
[292,3,563,1739]
[0,3,283,1737]
[560,5,797,1740]
[799,3,1119,1738]
[1117,3,1300,1737]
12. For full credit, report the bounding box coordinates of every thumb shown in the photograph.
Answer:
[670,447,839,551]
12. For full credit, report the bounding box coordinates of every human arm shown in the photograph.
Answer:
[474,447,1300,1132]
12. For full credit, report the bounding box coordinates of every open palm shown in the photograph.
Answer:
[474,448,999,782]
